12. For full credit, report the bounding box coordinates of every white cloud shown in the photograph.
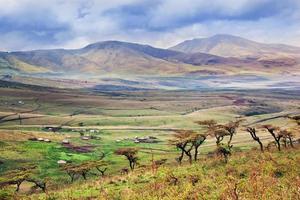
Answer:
[0,0,299,51]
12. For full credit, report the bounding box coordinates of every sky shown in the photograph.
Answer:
[0,0,300,51]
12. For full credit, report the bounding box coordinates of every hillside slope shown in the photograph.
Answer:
[0,42,199,76]
[14,147,300,200]
[170,34,300,58]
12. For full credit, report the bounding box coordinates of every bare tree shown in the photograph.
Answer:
[221,120,242,149]
[262,125,283,151]
[246,127,264,152]
[115,148,138,170]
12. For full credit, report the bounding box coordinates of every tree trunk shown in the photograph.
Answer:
[269,131,281,151]
[187,152,192,164]
[81,172,87,180]
[228,134,233,148]
[276,139,281,151]
[216,136,224,146]
[129,160,134,170]
[97,167,107,176]
[178,150,184,164]
[183,146,193,164]
[67,172,75,182]
[258,140,264,152]
[194,146,199,161]
[283,138,287,148]
[26,179,46,192]
[224,154,228,163]
[16,181,22,192]
[288,136,294,148]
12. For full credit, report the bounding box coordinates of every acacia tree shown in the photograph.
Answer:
[279,129,294,148]
[170,130,206,164]
[246,127,264,152]
[191,133,206,161]
[115,148,138,170]
[62,160,108,182]
[0,165,46,192]
[170,130,194,164]
[221,120,242,149]
[262,125,283,151]
[196,120,228,146]
[196,120,240,163]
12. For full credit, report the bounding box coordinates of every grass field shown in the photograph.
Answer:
[0,85,299,199]
[6,146,300,200]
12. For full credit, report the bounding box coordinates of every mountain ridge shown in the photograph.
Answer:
[170,34,300,58]
[0,34,299,77]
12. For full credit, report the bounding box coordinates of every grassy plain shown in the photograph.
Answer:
[0,84,299,198]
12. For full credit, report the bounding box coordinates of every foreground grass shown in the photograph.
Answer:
[5,146,299,200]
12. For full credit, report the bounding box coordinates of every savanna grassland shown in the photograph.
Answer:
[0,83,299,200]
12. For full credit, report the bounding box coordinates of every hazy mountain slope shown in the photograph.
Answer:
[1,40,253,76]
[170,34,300,58]
[1,50,101,73]
[0,42,201,75]
[0,37,299,78]
[80,41,182,59]
[74,41,197,75]
[166,52,248,66]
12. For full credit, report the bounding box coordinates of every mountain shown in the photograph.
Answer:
[170,34,300,58]
[0,40,252,76]
[0,41,200,76]
[0,36,300,78]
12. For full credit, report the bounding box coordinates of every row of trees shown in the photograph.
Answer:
[247,124,295,152]
[61,160,108,182]
[169,119,241,164]
[103,116,299,172]
[170,116,298,164]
